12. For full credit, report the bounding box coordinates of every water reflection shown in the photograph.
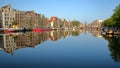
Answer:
[0,30,85,55]
[88,29,103,38]
[0,29,120,63]
[103,35,120,62]
[88,29,120,62]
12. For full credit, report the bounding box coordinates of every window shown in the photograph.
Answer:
[5,22,8,26]
[10,18,12,20]
[5,10,7,12]
[9,8,10,11]
[4,14,7,17]
[0,14,2,17]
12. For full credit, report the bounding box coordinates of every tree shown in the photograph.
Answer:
[103,4,120,27]
[71,20,80,27]
[112,4,120,26]
[12,21,17,25]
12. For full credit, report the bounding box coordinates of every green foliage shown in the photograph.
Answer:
[12,21,17,25]
[71,20,80,27]
[103,4,120,27]
[72,31,80,37]
[102,35,120,62]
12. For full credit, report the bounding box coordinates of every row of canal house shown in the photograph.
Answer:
[88,20,104,30]
[15,7,49,29]
[15,10,49,29]
[49,16,73,29]
[0,4,49,29]
[0,4,73,30]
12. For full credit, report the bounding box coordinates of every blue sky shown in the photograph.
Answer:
[0,0,120,23]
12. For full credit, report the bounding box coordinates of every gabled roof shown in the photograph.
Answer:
[1,4,11,9]
[49,16,58,22]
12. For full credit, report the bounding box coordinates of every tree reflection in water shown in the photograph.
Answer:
[103,35,120,62]
[72,31,80,37]
[88,29,120,62]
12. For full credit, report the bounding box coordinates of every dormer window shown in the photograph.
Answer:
[9,8,10,11]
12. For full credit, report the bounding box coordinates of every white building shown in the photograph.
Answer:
[0,4,15,28]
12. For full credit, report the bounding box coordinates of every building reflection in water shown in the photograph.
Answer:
[0,34,17,55]
[0,29,120,62]
[0,29,85,55]
[88,29,103,38]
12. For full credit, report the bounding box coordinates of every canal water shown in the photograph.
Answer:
[0,30,120,68]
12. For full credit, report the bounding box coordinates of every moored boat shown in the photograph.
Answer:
[33,28,51,32]
[4,29,16,33]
